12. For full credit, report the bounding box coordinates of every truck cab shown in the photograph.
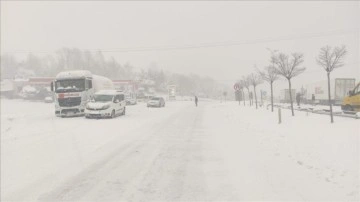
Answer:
[342,82,360,112]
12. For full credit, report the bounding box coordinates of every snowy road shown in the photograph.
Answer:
[1,99,359,201]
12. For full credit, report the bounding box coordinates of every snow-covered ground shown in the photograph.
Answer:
[1,99,359,201]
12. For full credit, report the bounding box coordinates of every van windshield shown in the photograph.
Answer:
[93,94,114,102]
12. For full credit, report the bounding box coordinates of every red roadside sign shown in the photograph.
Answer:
[234,83,240,91]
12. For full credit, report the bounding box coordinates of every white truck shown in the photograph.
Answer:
[51,70,114,117]
[280,89,296,103]
[167,85,176,101]
[305,78,356,105]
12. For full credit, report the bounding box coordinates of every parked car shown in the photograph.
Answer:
[85,90,126,118]
[44,96,53,103]
[125,92,137,105]
[147,96,165,108]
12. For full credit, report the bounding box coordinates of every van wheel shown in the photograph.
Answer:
[111,110,115,118]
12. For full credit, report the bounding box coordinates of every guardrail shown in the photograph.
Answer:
[271,104,359,119]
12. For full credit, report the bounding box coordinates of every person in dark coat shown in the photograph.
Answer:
[312,94,315,105]
[195,96,198,107]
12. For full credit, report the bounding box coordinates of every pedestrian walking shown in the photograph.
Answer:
[195,96,198,107]
[312,94,316,105]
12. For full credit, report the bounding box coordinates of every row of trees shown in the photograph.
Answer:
[138,68,223,97]
[1,48,136,80]
[236,45,347,123]
[1,48,226,98]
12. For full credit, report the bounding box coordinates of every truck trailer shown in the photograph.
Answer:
[167,85,176,101]
[51,70,114,117]
[280,89,296,103]
[305,78,356,105]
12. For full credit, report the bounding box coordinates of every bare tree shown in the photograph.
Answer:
[258,65,279,112]
[239,80,246,106]
[272,52,306,116]
[235,80,243,105]
[316,45,347,123]
[248,72,263,109]
[242,76,251,106]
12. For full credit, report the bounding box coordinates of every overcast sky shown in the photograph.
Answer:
[1,1,359,93]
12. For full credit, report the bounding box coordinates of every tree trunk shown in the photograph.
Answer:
[243,90,245,106]
[247,88,250,106]
[271,81,274,112]
[288,79,294,116]
[327,72,334,123]
[254,85,258,109]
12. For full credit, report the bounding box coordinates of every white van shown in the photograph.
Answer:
[85,90,126,118]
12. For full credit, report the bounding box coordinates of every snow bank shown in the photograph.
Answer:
[202,102,359,201]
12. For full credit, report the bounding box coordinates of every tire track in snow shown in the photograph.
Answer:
[38,104,202,201]
[3,103,184,201]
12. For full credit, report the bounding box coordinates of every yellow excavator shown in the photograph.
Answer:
[341,82,360,112]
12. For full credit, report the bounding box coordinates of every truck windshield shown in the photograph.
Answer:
[55,79,85,93]
[93,94,114,102]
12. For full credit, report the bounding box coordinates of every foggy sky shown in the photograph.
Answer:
[1,1,359,95]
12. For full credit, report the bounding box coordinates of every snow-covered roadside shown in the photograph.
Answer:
[0,99,191,200]
[275,102,344,113]
[203,102,360,201]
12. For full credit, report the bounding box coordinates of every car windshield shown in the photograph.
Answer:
[93,94,114,102]
[55,79,85,93]
[151,97,160,100]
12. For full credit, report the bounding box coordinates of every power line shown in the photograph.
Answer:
[3,29,357,54]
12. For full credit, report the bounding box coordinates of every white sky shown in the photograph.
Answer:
[1,1,359,93]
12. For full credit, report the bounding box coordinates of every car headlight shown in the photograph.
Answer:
[101,104,110,110]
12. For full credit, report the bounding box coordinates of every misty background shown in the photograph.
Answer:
[1,1,359,98]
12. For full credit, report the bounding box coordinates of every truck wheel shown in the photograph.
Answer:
[111,110,115,118]
[122,108,126,115]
